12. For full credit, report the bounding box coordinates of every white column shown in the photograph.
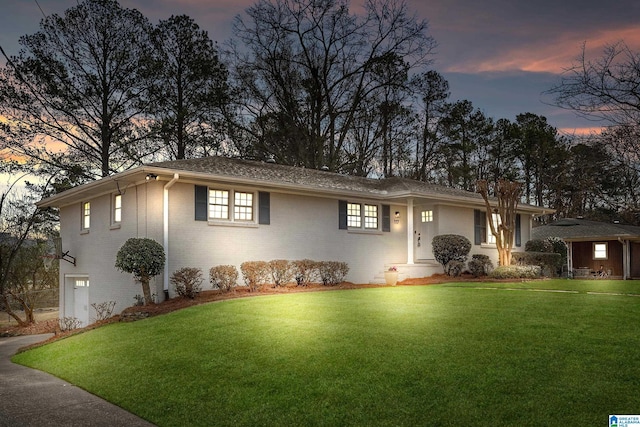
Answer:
[407,198,414,265]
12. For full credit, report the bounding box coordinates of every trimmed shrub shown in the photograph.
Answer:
[512,252,562,277]
[525,239,553,253]
[432,234,472,276]
[468,254,494,277]
[489,265,541,279]
[115,237,165,305]
[317,261,349,286]
[240,261,269,292]
[446,260,465,277]
[268,259,294,287]
[292,259,318,287]
[171,267,203,299]
[209,265,239,293]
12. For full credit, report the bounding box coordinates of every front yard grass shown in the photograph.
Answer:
[13,281,640,426]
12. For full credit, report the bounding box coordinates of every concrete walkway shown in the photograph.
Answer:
[0,334,155,427]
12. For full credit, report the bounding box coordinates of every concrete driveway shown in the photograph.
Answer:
[0,334,155,427]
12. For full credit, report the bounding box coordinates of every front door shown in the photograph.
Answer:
[416,208,434,260]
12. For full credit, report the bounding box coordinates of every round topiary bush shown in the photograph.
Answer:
[432,234,472,276]
[115,238,165,305]
[525,239,553,253]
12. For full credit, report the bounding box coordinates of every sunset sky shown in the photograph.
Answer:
[1,0,639,136]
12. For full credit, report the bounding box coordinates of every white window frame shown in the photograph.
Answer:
[347,202,380,231]
[593,242,608,260]
[487,213,500,244]
[208,188,256,223]
[112,194,122,225]
[81,201,91,231]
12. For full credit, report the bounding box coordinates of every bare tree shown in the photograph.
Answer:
[226,0,435,171]
[0,178,55,326]
[547,41,640,127]
[477,179,523,267]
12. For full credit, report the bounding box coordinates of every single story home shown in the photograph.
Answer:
[37,156,550,325]
[531,218,640,279]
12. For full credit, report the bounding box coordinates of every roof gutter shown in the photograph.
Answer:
[163,173,180,298]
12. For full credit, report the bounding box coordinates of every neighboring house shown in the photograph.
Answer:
[532,218,640,279]
[37,156,550,325]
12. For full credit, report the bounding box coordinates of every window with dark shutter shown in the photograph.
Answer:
[194,185,207,221]
[515,214,521,247]
[258,192,270,225]
[382,205,390,232]
[474,209,486,245]
[338,200,347,229]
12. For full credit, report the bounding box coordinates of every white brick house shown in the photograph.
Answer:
[37,156,550,325]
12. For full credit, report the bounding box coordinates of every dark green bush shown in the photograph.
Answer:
[468,254,494,277]
[525,239,553,253]
[432,234,471,276]
[512,252,562,276]
[446,260,465,277]
[489,265,541,279]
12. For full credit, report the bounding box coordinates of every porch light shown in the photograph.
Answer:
[146,173,158,181]
[394,211,400,224]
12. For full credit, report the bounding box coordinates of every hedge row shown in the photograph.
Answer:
[171,259,349,297]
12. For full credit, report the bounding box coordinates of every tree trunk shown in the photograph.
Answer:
[140,277,155,305]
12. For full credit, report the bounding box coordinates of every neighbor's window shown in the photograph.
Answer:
[364,204,378,229]
[421,210,433,223]
[113,194,122,223]
[234,192,253,221]
[82,202,91,230]
[209,190,229,219]
[347,203,362,228]
[593,242,608,259]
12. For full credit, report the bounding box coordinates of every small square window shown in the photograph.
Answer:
[593,242,608,260]
[421,210,433,223]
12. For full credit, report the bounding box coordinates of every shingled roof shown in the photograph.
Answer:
[148,156,503,205]
[532,218,640,241]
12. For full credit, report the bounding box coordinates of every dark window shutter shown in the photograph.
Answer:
[382,205,391,232]
[515,214,522,247]
[258,192,270,225]
[339,200,347,230]
[195,185,207,221]
[474,209,486,245]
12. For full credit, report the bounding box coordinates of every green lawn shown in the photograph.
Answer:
[13,281,640,426]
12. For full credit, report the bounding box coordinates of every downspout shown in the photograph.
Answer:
[163,173,180,299]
